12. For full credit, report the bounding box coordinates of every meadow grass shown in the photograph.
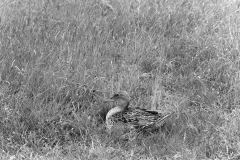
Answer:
[0,0,240,159]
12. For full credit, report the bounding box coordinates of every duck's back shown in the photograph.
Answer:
[110,107,164,130]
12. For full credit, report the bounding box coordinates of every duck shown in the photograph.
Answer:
[104,91,174,133]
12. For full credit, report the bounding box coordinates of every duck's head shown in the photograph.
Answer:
[104,91,131,130]
[104,91,131,109]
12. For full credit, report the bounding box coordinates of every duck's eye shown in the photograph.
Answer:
[114,94,119,96]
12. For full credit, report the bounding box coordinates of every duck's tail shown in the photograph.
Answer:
[155,111,175,126]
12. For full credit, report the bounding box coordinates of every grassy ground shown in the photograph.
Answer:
[0,0,240,159]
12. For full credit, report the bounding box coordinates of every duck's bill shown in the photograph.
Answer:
[103,98,114,102]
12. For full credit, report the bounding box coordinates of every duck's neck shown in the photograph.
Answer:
[126,102,130,108]
[106,106,124,120]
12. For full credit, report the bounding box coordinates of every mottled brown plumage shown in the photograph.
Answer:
[105,91,173,132]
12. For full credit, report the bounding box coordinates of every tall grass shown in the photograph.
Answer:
[0,0,240,159]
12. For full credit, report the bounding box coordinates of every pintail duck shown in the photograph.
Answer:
[104,91,174,132]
